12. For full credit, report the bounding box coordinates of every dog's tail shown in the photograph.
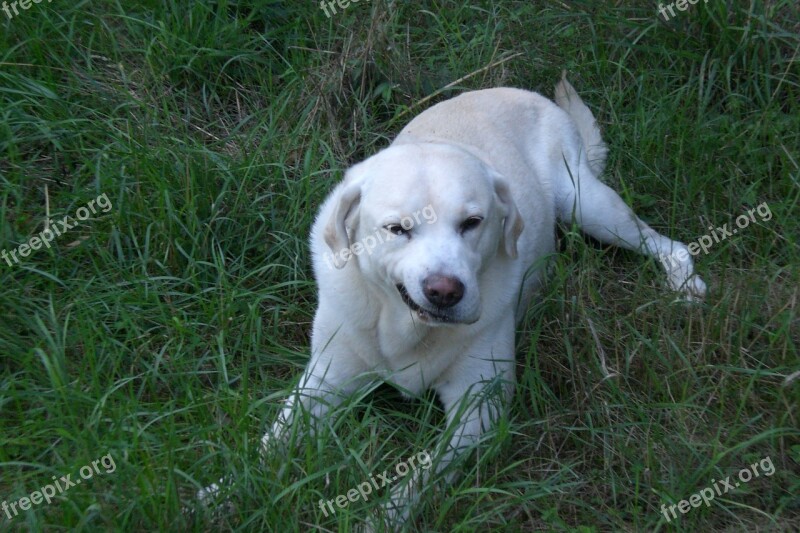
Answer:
[554,71,608,176]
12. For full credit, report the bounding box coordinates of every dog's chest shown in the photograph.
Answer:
[369,313,465,394]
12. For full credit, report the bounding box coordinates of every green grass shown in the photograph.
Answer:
[1,0,798,530]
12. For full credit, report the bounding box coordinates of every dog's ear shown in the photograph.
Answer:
[493,176,524,259]
[323,177,362,269]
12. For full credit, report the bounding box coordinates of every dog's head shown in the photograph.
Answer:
[323,143,523,326]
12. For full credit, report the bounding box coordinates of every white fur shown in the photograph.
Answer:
[201,78,707,526]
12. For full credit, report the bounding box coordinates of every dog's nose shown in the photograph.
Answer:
[423,275,464,308]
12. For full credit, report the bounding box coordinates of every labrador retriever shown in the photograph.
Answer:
[202,75,706,528]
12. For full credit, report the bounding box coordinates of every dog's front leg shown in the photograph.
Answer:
[198,339,370,506]
[264,345,372,453]
[430,355,515,485]
[377,348,515,529]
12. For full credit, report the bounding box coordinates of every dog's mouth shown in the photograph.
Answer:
[396,284,452,323]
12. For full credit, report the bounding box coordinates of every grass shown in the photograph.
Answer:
[0,0,798,530]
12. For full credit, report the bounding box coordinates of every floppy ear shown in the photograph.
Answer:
[323,181,362,268]
[493,177,524,259]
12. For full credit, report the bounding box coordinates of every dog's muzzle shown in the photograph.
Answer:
[396,283,456,323]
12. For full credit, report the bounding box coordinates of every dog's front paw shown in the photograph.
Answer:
[680,275,707,301]
[184,476,235,521]
[196,478,225,504]
[658,248,707,301]
[196,476,236,513]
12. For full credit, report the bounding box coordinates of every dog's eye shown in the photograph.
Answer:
[385,224,408,236]
[460,216,483,234]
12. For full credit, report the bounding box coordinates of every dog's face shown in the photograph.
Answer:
[323,144,523,326]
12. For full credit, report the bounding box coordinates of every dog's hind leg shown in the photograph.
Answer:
[555,156,707,299]
[554,74,705,299]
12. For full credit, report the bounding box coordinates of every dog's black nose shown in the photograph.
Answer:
[423,275,464,308]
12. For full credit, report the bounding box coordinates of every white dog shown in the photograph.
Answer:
[201,75,706,527]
